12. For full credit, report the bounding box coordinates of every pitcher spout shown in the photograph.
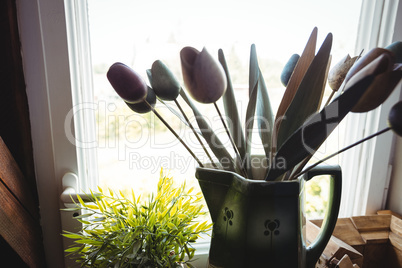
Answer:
[195,167,235,222]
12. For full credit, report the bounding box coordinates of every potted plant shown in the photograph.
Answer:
[106,27,402,267]
[63,169,212,268]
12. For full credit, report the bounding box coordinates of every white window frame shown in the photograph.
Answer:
[16,0,79,267]
[339,0,402,217]
[16,0,401,267]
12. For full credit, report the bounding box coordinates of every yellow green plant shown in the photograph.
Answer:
[63,170,212,268]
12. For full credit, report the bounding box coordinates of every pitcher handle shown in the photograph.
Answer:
[303,165,342,268]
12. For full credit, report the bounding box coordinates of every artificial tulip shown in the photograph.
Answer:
[343,48,394,86]
[107,62,148,104]
[328,54,357,91]
[343,49,402,113]
[180,47,227,103]
[388,101,402,137]
[125,86,157,114]
[280,54,300,87]
[386,41,402,63]
[148,60,181,101]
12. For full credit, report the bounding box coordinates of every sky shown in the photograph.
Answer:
[87,0,363,70]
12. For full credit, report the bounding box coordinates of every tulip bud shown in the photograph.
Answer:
[344,48,394,86]
[347,53,394,90]
[280,54,300,87]
[328,54,357,91]
[180,47,227,103]
[147,60,181,101]
[389,101,402,137]
[345,52,401,113]
[352,69,402,112]
[125,86,157,114]
[107,62,147,104]
[386,41,402,63]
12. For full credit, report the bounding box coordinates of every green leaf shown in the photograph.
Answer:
[75,239,103,246]
[180,90,234,170]
[61,207,81,211]
[256,66,274,160]
[92,217,106,222]
[245,44,259,158]
[73,213,94,219]
[65,246,83,253]
[276,33,332,150]
[77,219,91,225]
[244,45,274,176]
[62,231,84,240]
[265,75,374,181]
[218,49,246,160]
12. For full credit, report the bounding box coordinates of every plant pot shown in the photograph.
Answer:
[195,163,342,268]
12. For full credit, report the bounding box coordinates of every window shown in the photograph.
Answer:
[86,0,363,211]
[17,0,401,267]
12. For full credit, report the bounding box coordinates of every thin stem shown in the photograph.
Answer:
[294,127,391,178]
[324,90,336,107]
[145,101,204,167]
[213,102,248,178]
[174,99,218,168]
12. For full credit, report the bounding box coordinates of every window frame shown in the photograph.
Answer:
[16,0,79,267]
[16,0,401,267]
[339,0,402,217]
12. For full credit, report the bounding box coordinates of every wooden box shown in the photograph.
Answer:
[308,210,402,268]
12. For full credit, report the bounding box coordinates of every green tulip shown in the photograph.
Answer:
[148,60,181,101]
[107,62,147,104]
[386,41,402,63]
[180,47,227,103]
[280,54,300,87]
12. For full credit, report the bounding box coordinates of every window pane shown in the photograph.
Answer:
[87,0,362,216]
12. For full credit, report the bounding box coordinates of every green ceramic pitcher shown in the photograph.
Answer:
[195,164,341,268]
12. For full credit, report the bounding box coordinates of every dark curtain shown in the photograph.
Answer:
[0,0,46,267]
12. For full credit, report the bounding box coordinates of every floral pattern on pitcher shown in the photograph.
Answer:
[264,219,280,252]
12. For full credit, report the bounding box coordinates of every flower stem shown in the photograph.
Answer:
[213,102,248,178]
[294,127,391,178]
[324,90,336,107]
[174,99,218,168]
[145,101,204,167]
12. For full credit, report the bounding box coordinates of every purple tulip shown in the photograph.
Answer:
[107,62,147,104]
[180,47,227,103]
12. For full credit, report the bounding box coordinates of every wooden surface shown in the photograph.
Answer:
[311,211,402,267]
[350,215,391,232]
[0,138,39,219]
[307,220,363,268]
[0,138,46,267]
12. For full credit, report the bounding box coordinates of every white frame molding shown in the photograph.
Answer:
[16,0,78,267]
